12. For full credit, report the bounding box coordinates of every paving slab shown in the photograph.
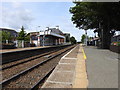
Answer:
[66,47,79,58]
[73,45,88,88]
[41,45,80,88]
[42,82,72,88]
[55,64,76,72]
[47,71,74,83]
[59,59,76,64]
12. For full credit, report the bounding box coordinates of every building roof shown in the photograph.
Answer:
[0,27,17,33]
[39,28,65,38]
[113,34,120,37]
[0,27,18,37]
[93,37,99,40]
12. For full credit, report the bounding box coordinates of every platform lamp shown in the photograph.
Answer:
[46,27,49,30]
[43,27,49,46]
[37,26,40,47]
[36,26,40,32]
[84,26,88,46]
[56,25,59,30]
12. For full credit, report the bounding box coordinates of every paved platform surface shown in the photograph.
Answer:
[84,46,118,88]
[0,46,50,53]
[42,44,88,88]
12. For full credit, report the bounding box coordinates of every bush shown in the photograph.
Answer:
[111,42,120,46]
[2,43,16,49]
[30,43,36,47]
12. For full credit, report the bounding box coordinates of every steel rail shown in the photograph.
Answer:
[1,49,59,70]
[30,67,55,90]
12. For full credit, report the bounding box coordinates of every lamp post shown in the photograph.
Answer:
[36,26,40,32]
[43,31,45,47]
[37,26,40,47]
[56,25,59,29]
[43,27,49,46]
[84,26,88,46]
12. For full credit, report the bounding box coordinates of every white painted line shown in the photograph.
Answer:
[61,45,79,59]
[55,71,75,73]
[59,63,76,64]
[46,81,72,85]
[62,57,77,60]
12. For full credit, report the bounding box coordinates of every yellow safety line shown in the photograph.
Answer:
[82,48,87,60]
[73,44,88,88]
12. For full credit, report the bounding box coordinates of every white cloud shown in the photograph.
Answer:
[1,0,74,2]
[58,15,95,41]
[12,2,22,8]
[1,0,119,2]
[1,2,34,30]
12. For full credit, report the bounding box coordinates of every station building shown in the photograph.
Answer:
[30,28,66,46]
[0,27,18,42]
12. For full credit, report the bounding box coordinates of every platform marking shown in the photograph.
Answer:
[47,81,72,85]
[55,71,75,73]
[62,57,77,60]
[58,62,76,64]
[73,44,88,88]
[61,45,79,59]
[82,47,87,60]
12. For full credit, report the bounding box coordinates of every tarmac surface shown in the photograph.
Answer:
[84,46,118,88]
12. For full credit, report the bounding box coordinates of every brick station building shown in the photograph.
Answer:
[30,28,66,46]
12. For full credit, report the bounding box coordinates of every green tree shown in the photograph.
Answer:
[17,26,26,40]
[81,34,86,43]
[70,2,120,49]
[64,34,70,42]
[25,33,30,42]
[0,31,13,43]
[70,36,77,44]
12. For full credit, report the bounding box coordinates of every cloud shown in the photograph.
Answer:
[2,0,73,2]
[12,2,22,8]
[59,15,95,41]
[1,2,34,30]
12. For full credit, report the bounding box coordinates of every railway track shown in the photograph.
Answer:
[2,47,63,70]
[1,45,76,89]
[1,46,70,81]
[2,49,57,70]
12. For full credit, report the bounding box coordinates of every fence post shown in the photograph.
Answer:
[22,40,24,48]
[15,40,18,47]
[6,40,8,44]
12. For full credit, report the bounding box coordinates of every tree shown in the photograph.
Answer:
[81,34,86,43]
[25,33,30,42]
[64,34,70,42]
[70,36,77,44]
[70,2,120,49]
[17,26,26,40]
[0,31,13,43]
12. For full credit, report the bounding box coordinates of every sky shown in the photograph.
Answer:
[1,1,95,42]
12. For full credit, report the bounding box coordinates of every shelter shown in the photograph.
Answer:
[30,28,65,46]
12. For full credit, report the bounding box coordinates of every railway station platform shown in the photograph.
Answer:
[0,46,50,53]
[42,44,88,88]
[1,44,70,54]
[1,44,71,64]
[42,44,118,88]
